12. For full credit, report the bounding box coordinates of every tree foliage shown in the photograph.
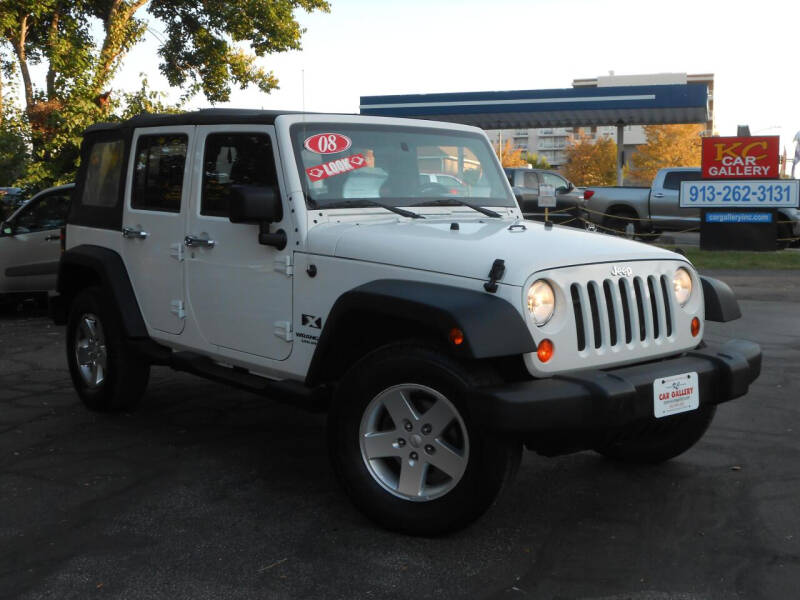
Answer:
[493,139,527,167]
[525,152,551,169]
[628,124,703,185]
[0,0,329,190]
[562,134,618,186]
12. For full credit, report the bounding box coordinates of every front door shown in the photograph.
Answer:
[121,127,193,335]
[652,171,701,230]
[184,125,293,361]
[0,188,71,294]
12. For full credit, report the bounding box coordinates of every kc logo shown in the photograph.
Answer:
[610,265,633,277]
[301,314,322,329]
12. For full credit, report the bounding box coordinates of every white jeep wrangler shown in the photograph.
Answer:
[53,110,761,535]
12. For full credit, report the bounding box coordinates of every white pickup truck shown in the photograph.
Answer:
[584,167,800,243]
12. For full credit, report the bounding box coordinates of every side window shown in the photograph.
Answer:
[523,172,539,189]
[541,172,567,190]
[132,134,188,213]
[663,171,700,190]
[14,192,71,232]
[201,133,277,218]
[83,140,124,207]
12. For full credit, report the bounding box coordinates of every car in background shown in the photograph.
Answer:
[0,184,74,299]
[419,172,467,196]
[583,167,800,246]
[0,187,26,220]
[504,167,587,226]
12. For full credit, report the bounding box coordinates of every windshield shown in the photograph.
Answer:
[291,123,515,209]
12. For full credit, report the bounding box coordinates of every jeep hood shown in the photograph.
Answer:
[306,217,683,286]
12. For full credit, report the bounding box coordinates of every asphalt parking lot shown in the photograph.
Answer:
[1,269,799,600]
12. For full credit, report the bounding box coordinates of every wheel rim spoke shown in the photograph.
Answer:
[428,439,467,479]
[421,398,455,435]
[83,317,98,338]
[381,388,418,427]
[397,456,427,498]
[363,431,401,460]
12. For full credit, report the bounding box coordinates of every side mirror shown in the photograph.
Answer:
[229,185,282,224]
[228,184,286,250]
[566,181,575,192]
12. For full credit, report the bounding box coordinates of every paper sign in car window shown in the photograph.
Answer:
[304,133,352,154]
[306,154,368,182]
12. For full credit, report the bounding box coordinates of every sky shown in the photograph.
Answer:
[105,0,800,154]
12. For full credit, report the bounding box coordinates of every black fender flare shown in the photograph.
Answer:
[57,244,148,338]
[700,276,741,322]
[305,279,535,386]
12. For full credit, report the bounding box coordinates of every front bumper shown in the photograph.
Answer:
[468,339,761,441]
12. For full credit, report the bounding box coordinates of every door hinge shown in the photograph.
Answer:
[170,300,186,320]
[274,255,293,276]
[170,243,184,262]
[273,320,294,342]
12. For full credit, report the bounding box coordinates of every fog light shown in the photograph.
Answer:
[449,328,464,346]
[537,339,554,362]
[691,317,701,337]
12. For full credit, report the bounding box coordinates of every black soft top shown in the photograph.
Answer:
[84,108,319,134]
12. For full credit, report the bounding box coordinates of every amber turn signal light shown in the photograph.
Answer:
[691,317,701,337]
[449,328,464,346]
[537,339,554,362]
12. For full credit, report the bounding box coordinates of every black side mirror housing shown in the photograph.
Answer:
[228,185,286,250]
[229,185,282,224]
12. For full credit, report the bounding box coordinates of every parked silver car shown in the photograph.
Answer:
[0,184,73,297]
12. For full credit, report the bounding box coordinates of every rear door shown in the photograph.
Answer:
[184,125,293,361]
[651,170,702,230]
[121,127,193,335]
[0,189,71,293]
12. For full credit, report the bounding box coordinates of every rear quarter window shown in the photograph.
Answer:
[83,140,125,207]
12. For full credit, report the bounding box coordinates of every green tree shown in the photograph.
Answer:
[0,0,329,189]
[562,134,618,186]
[525,152,551,169]
[628,124,703,185]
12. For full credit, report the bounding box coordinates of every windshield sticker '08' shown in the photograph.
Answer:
[304,133,352,154]
[306,153,367,182]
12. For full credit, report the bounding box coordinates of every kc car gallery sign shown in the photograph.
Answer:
[701,136,779,178]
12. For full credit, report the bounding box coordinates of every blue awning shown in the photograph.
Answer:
[360,84,709,128]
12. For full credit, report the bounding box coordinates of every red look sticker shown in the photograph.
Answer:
[306,154,367,182]
[304,133,352,154]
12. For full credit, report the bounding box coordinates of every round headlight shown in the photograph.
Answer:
[527,280,555,326]
[673,267,693,306]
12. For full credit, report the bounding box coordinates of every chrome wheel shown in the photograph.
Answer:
[74,313,107,388]
[359,383,469,502]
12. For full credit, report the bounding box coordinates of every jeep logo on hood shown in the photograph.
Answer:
[610,265,633,277]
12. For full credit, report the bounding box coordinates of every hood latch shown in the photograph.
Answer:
[484,259,505,293]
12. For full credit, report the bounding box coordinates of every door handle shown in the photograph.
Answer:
[45,234,60,241]
[122,226,148,239]
[184,234,215,248]
[652,192,665,198]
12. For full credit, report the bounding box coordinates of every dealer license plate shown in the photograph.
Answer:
[653,372,699,418]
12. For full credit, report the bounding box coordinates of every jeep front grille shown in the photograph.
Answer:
[570,275,674,352]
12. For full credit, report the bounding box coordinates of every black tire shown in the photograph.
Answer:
[777,222,793,250]
[604,208,639,239]
[595,405,716,464]
[66,286,150,412]
[328,343,521,536]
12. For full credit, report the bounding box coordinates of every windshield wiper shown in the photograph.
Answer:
[412,198,502,219]
[322,199,424,219]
